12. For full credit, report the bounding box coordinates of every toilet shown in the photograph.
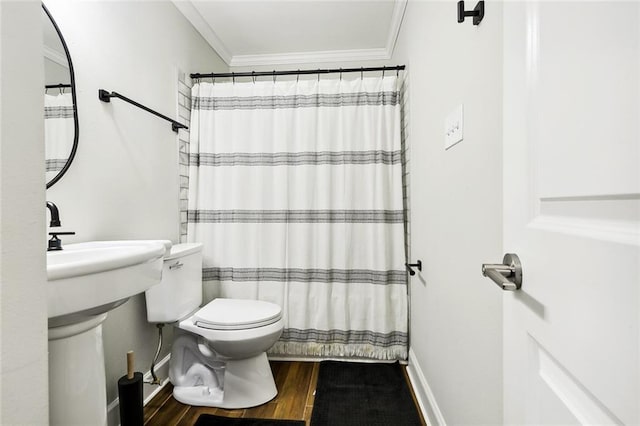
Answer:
[144,243,284,408]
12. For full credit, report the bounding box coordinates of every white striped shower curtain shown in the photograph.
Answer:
[187,76,408,360]
[45,92,74,182]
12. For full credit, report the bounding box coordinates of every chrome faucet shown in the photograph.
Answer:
[46,201,74,251]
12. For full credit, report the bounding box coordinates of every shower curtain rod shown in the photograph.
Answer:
[190,65,405,80]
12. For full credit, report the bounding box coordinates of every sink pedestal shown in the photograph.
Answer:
[48,313,109,426]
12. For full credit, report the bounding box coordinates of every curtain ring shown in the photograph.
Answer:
[317,69,320,82]
[252,71,256,84]
[397,67,400,77]
[232,72,235,84]
[212,73,215,85]
[273,70,276,83]
[361,67,364,80]
[297,70,300,83]
[340,68,343,81]
[59,86,63,95]
[382,66,386,78]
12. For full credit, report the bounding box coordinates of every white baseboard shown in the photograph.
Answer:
[107,354,172,426]
[406,348,447,426]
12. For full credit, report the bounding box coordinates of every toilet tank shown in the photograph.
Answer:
[145,243,203,323]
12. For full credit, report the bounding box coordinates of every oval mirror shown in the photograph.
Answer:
[43,3,78,188]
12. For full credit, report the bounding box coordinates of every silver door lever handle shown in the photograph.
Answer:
[482,253,522,291]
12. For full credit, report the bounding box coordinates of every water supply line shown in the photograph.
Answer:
[146,323,164,385]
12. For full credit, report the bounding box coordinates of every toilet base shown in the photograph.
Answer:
[172,352,277,409]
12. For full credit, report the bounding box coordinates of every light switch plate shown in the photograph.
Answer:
[444,104,464,150]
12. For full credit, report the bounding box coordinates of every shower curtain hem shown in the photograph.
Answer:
[269,341,408,361]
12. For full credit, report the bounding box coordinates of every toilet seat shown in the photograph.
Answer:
[193,298,282,330]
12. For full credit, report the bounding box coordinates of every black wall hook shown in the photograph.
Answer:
[405,260,422,276]
[458,1,484,25]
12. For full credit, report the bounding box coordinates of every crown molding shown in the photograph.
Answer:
[175,0,407,67]
[386,0,408,55]
[44,45,68,68]
[171,0,232,65]
[230,48,391,67]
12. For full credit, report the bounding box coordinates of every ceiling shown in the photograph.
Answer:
[172,0,407,67]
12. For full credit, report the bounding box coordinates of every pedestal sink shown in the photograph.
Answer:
[47,240,170,426]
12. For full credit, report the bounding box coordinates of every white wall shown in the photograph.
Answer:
[43,0,227,419]
[394,2,504,424]
[0,1,49,424]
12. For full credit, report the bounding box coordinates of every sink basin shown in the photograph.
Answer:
[46,240,171,426]
[47,240,170,325]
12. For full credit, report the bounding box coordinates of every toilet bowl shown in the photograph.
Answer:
[144,243,284,408]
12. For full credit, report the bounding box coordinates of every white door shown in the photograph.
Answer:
[501,2,639,424]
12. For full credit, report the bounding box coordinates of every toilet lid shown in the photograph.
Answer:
[194,298,282,330]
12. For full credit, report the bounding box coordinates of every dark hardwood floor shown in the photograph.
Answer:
[143,361,425,426]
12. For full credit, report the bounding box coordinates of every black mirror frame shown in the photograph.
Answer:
[43,3,79,189]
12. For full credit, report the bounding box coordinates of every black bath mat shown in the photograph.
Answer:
[310,361,423,426]
[194,414,305,426]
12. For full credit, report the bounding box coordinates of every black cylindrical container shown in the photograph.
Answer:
[118,372,143,426]
[118,351,144,426]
